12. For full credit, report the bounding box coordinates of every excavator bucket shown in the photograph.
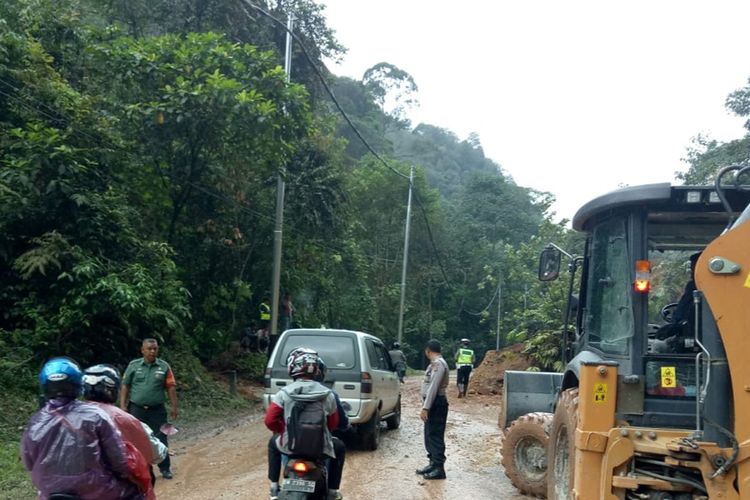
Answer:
[501,370,563,429]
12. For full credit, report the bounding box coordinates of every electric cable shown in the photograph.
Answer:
[1,70,396,266]
[241,1,456,286]
[185,180,395,264]
[462,282,500,316]
[5,6,454,289]
[241,0,409,181]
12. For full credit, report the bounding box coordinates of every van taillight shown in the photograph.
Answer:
[264,367,271,388]
[361,372,372,394]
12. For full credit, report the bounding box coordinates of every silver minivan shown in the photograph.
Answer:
[263,328,401,450]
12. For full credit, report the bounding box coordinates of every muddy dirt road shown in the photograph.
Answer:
[155,376,531,500]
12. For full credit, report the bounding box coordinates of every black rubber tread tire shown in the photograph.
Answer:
[547,388,578,500]
[361,407,381,450]
[501,412,553,498]
[385,397,401,430]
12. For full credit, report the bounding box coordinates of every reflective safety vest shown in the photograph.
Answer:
[457,348,474,365]
[260,303,271,321]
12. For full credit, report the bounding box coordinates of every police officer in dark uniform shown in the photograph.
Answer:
[120,338,178,479]
[416,339,449,480]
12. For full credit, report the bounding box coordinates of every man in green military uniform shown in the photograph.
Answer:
[120,338,178,479]
[454,338,475,398]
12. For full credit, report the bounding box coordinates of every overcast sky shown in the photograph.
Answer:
[320,0,750,219]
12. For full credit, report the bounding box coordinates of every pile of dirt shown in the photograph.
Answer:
[468,343,533,395]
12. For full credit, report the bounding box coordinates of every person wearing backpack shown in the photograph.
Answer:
[314,358,348,500]
[264,348,339,499]
[266,356,348,500]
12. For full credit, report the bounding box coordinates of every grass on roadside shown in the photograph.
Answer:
[0,385,38,500]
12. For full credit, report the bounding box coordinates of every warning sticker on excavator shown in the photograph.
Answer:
[661,366,676,388]
[744,272,750,288]
[593,383,607,404]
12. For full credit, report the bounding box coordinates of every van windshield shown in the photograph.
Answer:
[280,333,357,369]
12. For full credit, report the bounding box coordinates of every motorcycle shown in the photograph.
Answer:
[279,456,328,500]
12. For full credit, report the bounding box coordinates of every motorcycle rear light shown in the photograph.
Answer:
[291,461,312,473]
[361,371,372,394]
[264,367,271,388]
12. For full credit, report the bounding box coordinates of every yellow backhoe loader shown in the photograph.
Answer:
[500,166,750,499]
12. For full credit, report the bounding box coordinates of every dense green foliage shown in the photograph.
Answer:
[0,0,579,399]
[0,0,573,423]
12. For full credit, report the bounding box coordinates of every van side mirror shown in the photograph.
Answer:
[539,246,562,281]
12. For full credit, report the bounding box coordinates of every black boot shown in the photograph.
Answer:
[415,463,435,475]
[423,466,446,480]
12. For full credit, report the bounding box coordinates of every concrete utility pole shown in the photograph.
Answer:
[269,12,294,338]
[496,274,502,351]
[397,166,415,346]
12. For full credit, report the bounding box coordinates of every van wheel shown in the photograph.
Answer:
[386,398,401,430]
[361,408,381,450]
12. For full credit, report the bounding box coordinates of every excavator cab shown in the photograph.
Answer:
[501,171,750,499]
[565,183,744,433]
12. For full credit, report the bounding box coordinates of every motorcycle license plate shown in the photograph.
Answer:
[283,478,316,493]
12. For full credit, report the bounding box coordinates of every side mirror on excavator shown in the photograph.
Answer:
[538,246,562,281]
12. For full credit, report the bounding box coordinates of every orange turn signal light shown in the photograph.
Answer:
[634,260,651,293]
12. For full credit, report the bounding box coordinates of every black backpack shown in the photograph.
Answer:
[287,395,327,457]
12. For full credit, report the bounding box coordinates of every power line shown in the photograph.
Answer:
[242,0,411,182]
[411,188,451,285]
[3,10,453,288]
[0,77,127,155]
[462,282,501,316]
[243,1,453,286]
[185,180,396,264]
[1,70,401,268]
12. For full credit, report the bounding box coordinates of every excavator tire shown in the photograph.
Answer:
[501,411,554,498]
[547,388,578,500]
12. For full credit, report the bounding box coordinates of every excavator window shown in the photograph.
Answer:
[584,216,634,355]
[645,359,697,398]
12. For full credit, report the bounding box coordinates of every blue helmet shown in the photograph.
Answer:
[40,357,83,399]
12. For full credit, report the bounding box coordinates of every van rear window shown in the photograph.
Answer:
[280,334,357,369]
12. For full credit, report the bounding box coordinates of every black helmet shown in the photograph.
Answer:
[82,364,121,404]
[39,357,83,400]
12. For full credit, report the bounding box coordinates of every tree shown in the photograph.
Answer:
[89,0,344,100]
[677,135,750,185]
[362,62,419,125]
[678,75,750,184]
[0,27,188,364]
